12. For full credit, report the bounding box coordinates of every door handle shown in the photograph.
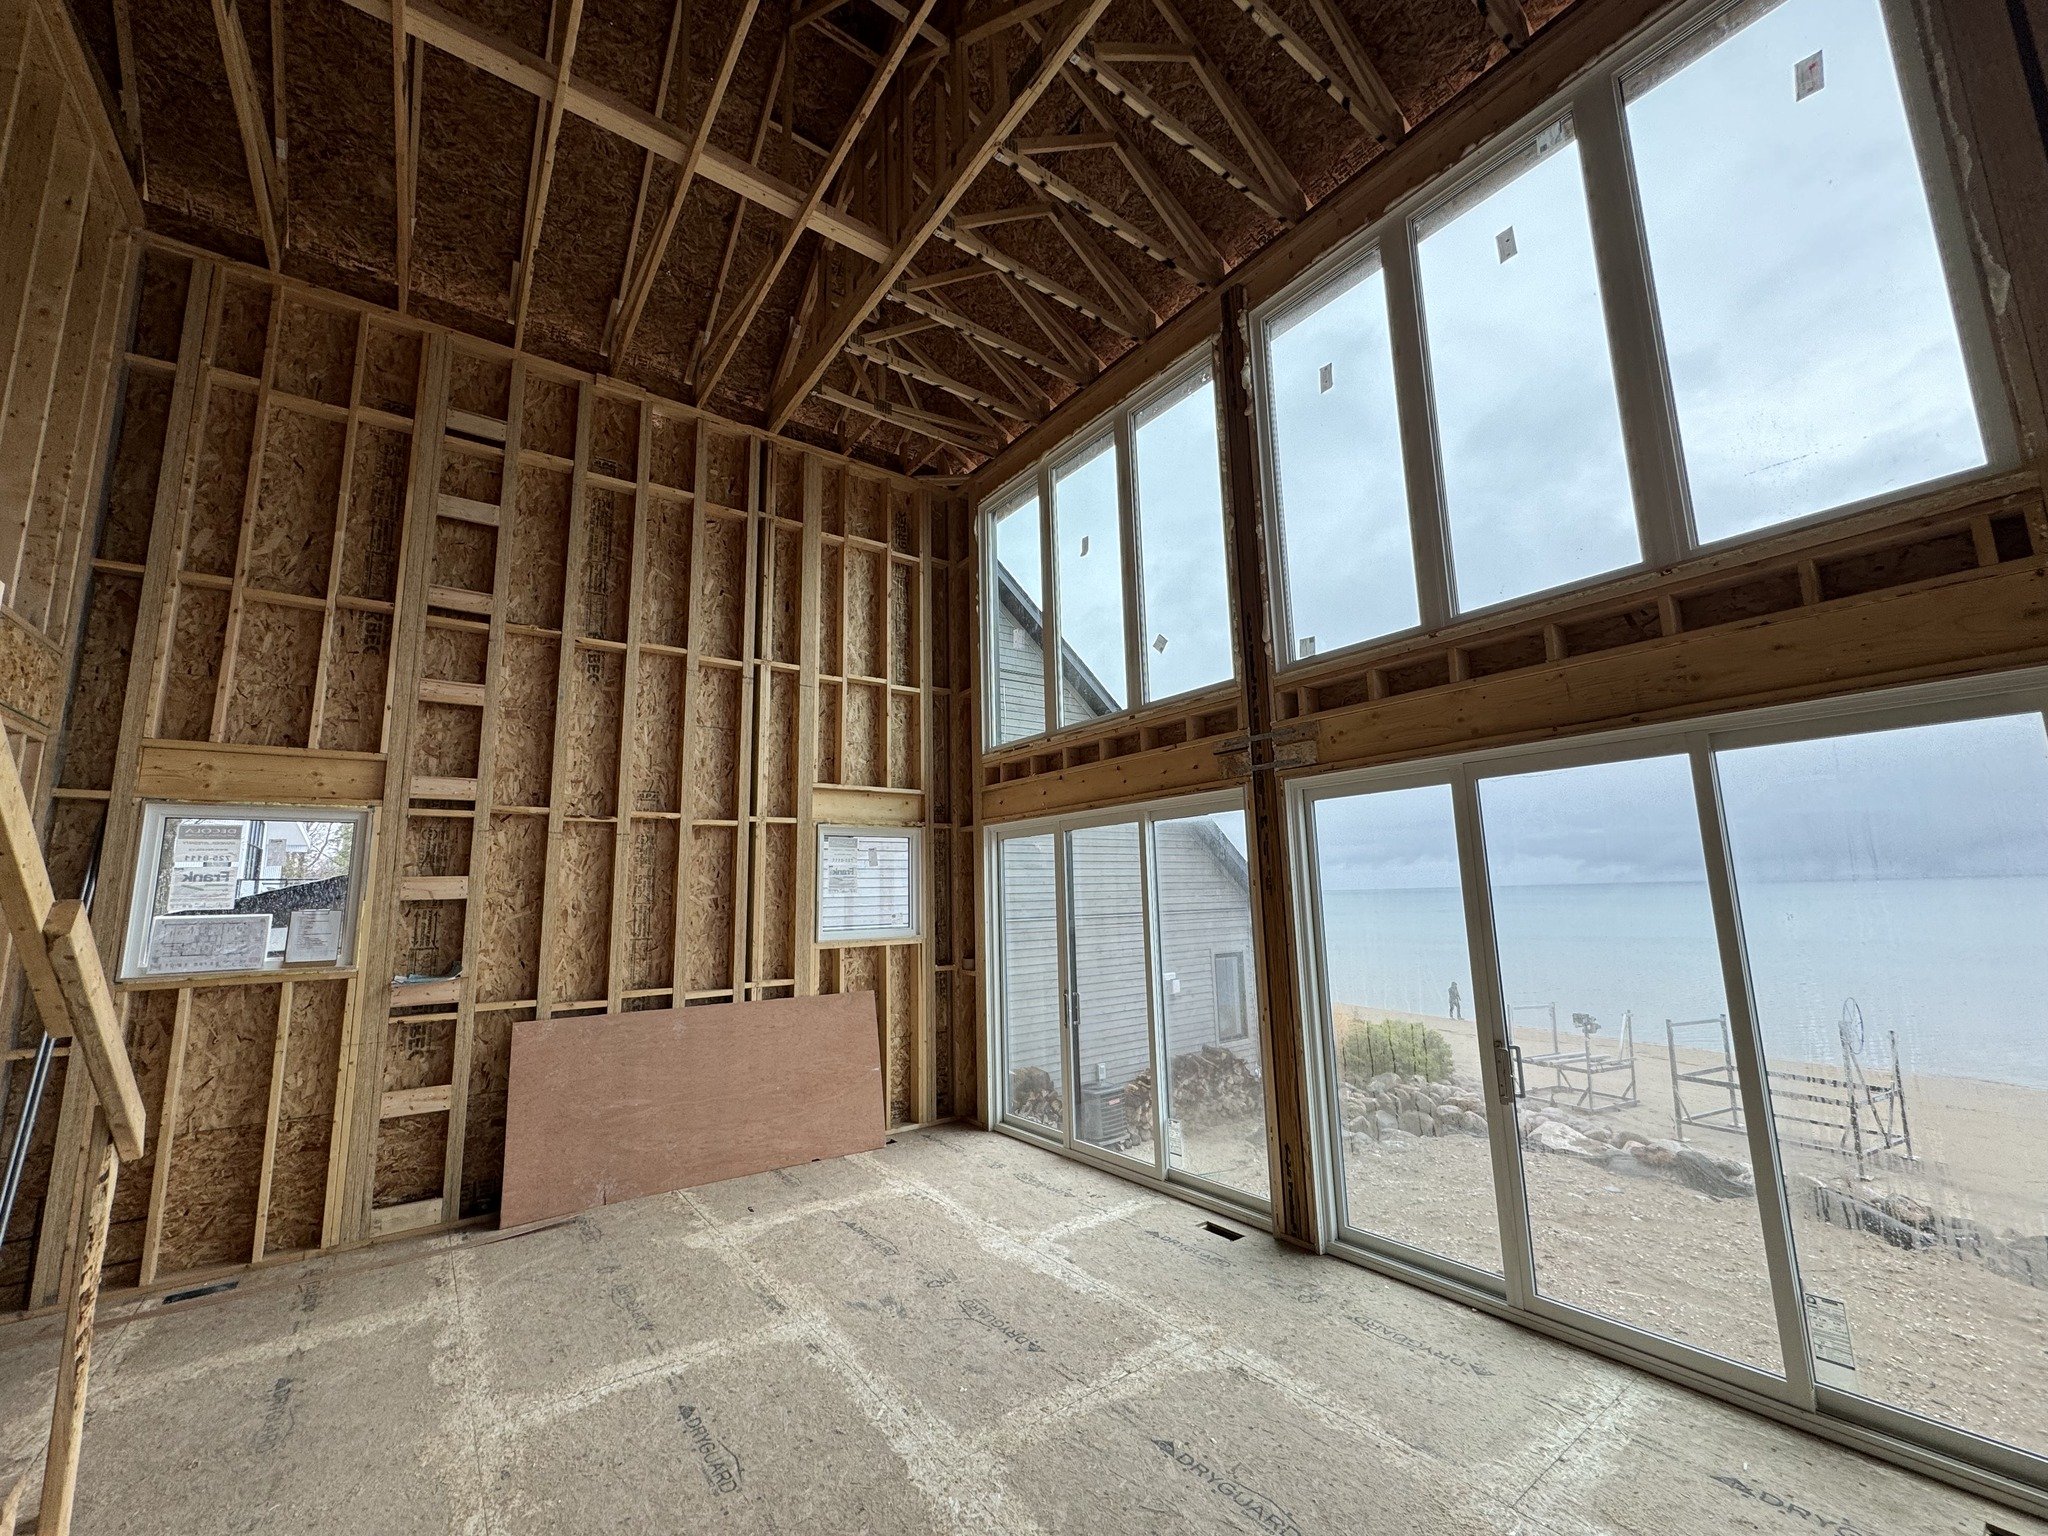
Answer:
[1492,1039,1527,1104]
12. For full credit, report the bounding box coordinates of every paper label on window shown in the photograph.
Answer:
[168,820,245,912]
[286,907,343,965]
[1318,362,1334,393]
[147,912,271,974]
[1167,1119,1186,1165]
[1804,1293,1856,1371]
[1795,51,1824,101]
[819,832,914,939]
[1496,226,1518,263]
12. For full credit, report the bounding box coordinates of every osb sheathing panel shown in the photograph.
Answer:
[564,646,624,817]
[576,487,631,641]
[703,429,749,510]
[889,560,915,686]
[479,815,546,1004]
[411,52,527,333]
[816,677,841,784]
[649,410,694,492]
[526,115,639,362]
[372,1113,447,1208]
[687,663,742,821]
[398,896,465,980]
[622,818,677,991]
[99,991,179,1288]
[320,607,392,754]
[683,824,735,993]
[843,680,882,788]
[0,1057,67,1299]
[552,823,613,1005]
[888,692,919,791]
[404,814,473,880]
[158,985,278,1272]
[506,467,571,628]
[448,350,512,421]
[439,441,503,504]
[768,525,800,666]
[493,634,559,806]
[640,492,691,648]
[759,670,797,820]
[424,621,490,687]
[383,1012,455,1093]
[522,374,578,460]
[130,0,259,256]
[249,407,345,597]
[97,370,173,565]
[224,601,323,746]
[414,700,483,780]
[280,0,396,298]
[696,512,748,660]
[273,298,359,407]
[132,250,191,362]
[363,325,422,417]
[459,1008,527,1218]
[156,584,229,739]
[216,279,272,377]
[589,394,639,480]
[433,518,498,597]
[631,651,684,813]
[887,944,917,1127]
[759,821,795,983]
[847,546,885,679]
[339,424,411,602]
[185,385,257,579]
[264,981,349,1254]
[61,573,138,789]
[818,540,843,673]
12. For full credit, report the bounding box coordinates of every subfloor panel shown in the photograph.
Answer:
[0,1126,2039,1534]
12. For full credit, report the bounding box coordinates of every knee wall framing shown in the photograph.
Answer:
[3,242,980,1309]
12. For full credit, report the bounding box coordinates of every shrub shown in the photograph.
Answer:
[1339,1018,1453,1084]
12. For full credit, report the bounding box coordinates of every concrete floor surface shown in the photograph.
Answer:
[0,1124,2041,1534]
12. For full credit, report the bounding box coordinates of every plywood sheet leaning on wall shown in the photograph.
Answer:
[497,992,886,1226]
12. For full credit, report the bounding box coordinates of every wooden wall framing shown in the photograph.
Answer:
[4,242,979,1308]
[0,0,143,1305]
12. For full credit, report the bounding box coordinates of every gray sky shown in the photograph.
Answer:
[1132,378,1234,701]
[1266,0,1985,650]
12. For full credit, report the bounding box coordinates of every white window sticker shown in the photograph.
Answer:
[1496,226,1518,263]
[1795,50,1825,102]
[1318,362,1334,393]
[818,829,917,941]
[168,820,245,912]
[286,907,343,965]
[1804,1292,1856,1371]
[146,913,271,974]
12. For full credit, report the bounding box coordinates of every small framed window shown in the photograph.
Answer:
[121,804,369,980]
[817,825,923,945]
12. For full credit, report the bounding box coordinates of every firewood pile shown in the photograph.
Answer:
[1121,1046,1265,1137]
[1007,1066,1063,1129]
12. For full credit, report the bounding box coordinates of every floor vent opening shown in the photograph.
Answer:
[1201,1221,1244,1242]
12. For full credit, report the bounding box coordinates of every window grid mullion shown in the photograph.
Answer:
[1037,460,1058,739]
[1116,411,1145,709]
[1380,227,1456,628]
[1570,71,1694,567]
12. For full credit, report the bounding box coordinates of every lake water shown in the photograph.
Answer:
[1319,876,2048,1089]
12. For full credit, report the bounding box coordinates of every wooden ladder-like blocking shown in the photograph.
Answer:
[0,741,147,1535]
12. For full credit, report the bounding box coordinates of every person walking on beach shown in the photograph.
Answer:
[1448,982,1462,1020]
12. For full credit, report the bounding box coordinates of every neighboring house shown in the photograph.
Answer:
[994,573,1258,1106]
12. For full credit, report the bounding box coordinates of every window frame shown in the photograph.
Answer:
[119,801,372,982]
[978,345,1239,753]
[814,824,924,946]
[1250,0,2019,678]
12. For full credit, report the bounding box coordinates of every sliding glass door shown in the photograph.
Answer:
[1296,679,2048,1484]
[991,794,1272,1213]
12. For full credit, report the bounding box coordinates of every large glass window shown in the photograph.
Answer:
[997,834,1062,1135]
[1051,439,1127,726]
[1625,0,1986,544]
[990,491,1047,745]
[1310,783,1501,1275]
[1132,372,1234,701]
[1263,254,1416,659]
[1152,808,1267,1203]
[1717,713,2048,1458]
[1415,118,1639,613]
[1066,822,1154,1166]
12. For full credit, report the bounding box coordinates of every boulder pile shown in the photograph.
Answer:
[1340,1073,1757,1201]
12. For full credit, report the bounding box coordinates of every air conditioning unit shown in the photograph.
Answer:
[1076,1082,1128,1147]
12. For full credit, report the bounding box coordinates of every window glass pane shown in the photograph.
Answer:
[1133,373,1234,701]
[1478,756,1783,1372]
[991,492,1047,744]
[1153,809,1269,1203]
[1626,0,1986,544]
[1717,715,2048,1457]
[1312,785,1500,1274]
[1066,822,1154,1167]
[1417,119,1639,612]
[1052,440,1127,724]
[1264,257,1417,658]
[998,834,1063,1135]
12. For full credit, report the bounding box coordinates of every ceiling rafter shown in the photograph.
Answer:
[694,0,943,405]
[999,268,1100,379]
[209,0,285,269]
[1479,0,1532,50]
[1222,0,1405,144]
[818,383,1002,454]
[888,285,1085,384]
[933,220,1139,338]
[895,332,1009,432]
[110,0,145,183]
[694,33,790,379]
[607,0,693,346]
[1144,0,1303,221]
[390,1,412,308]
[1039,195,1153,335]
[994,145,1191,279]
[607,0,762,362]
[333,0,895,263]
[846,337,1035,422]
[509,0,586,348]
[767,0,1118,431]
[956,0,1065,47]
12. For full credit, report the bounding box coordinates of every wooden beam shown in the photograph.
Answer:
[695,0,939,402]
[110,0,145,182]
[391,2,414,309]
[1000,268,1101,377]
[996,145,1200,280]
[44,902,146,1162]
[1224,0,1404,143]
[768,0,1116,430]
[1299,0,1406,139]
[609,0,761,361]
[1480,0,1532,49]
[957,0,1063,46]
[818,383,1000,453]
[609,0,692,345]
[695,30,785,375]
[1144,0,1303,221]
[847,337,1035,421]
[510,0,586,348]
[889,283,1085,384]
[1041,196,1153,334]
[335,0,895,263]
[210,0,285,268]
[934,219,1139,337]
[35,1129,117,1536]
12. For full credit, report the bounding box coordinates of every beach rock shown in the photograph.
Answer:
[1398,1110,1438,1138]
[1373,1109,1401,1135]
[1433,1106,1465,1134]
[1629,1139,1680,1169]
[1526,1119,1614,1164]
[1673,1147,1754,1199]
[1367,1074,1398,1094]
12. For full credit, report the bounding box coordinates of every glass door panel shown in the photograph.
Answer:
[1310,784,1502,1275]
[1064,822,1156,1167]
[1716,714,2048,1457]
[1152,808,1270,1203]
[1477,755,1783,1372]
[997,834,1063,1135]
